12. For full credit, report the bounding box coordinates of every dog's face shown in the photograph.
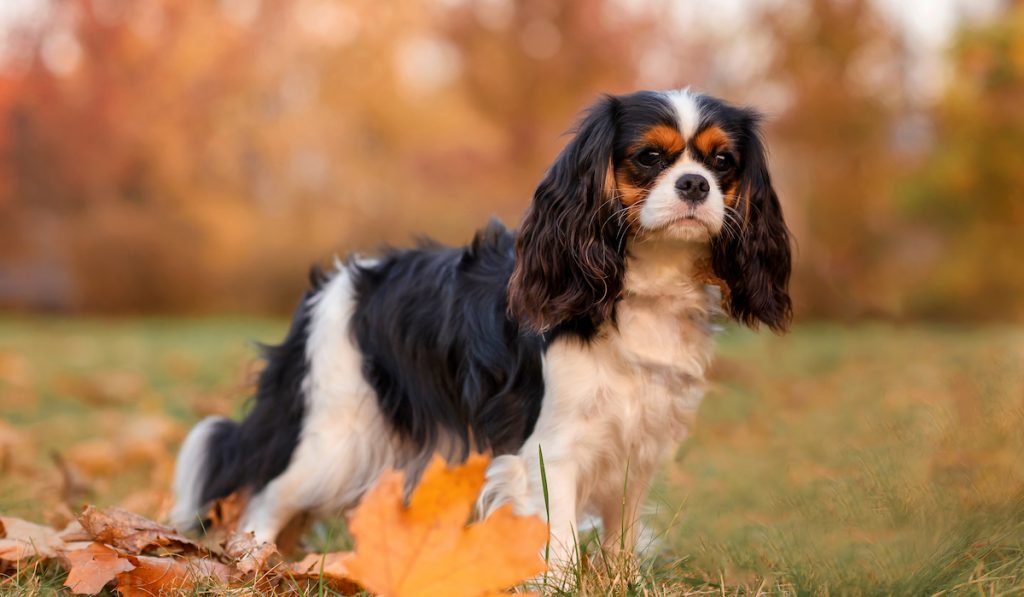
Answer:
[613,91,741,243]
[509,89,792,334]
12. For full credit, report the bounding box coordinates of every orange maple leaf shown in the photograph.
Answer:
[344,454,547,597]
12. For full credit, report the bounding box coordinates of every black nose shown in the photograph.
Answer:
[676,174,710,204]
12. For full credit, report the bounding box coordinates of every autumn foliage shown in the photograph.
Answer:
[1,0,1022,320]
[0,456,547,596]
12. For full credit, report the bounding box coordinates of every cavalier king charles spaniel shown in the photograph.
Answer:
[171,89,791,562]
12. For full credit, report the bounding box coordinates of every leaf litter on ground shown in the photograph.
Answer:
[0,454,548,596]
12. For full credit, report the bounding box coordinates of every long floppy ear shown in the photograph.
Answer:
[711,111,793,332]
[508,95,625,334]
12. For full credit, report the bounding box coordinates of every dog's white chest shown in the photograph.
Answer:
[542,288,713,448]
[530,243,717,510]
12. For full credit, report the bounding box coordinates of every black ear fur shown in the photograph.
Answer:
[508,95,625,335]
[711,111,793,332]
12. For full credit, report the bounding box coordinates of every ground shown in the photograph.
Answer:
[1,318,1023,595]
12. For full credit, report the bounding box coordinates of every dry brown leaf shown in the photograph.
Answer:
[52,451,94,508]
[344,454,548,597]
[116,554,232,597]
[5,458,544,597]
[288,551,355,577]
[0,515,66,562]
[64,542,135,594]
[224,530,278,575]
[285,551,361,594]
[64,439,121,477]
[122,414,184,447]
[59,541,96,558]
[118,415,182,473]
[0,420,34,473]
[58,520,92,542]
[77,506,202,556]
[119,438,166,468]
[56,371,143,407]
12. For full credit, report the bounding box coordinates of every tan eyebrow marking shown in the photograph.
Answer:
[636,124,686,155]
[693,125,731,156]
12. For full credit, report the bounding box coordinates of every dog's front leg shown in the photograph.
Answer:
[597,471,651,557]
[532,459,579,569]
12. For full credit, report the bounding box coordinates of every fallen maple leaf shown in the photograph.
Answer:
[0,516,66,562]
[116,553,232,597]
[224,530,278,575]
[64,538,232,596]
[52,451,94,509]
[207,491,307,557]
[286,551,361,594]
[288,551,355,577]
[77,506,202,556]
[64,542,135,594]
[58,520,92,543]
[7,458,545,597]
[345,454,547,597]
[0,420,33,473]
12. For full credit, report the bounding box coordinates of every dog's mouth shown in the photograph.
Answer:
[667,210,713,232]
[671,214,705,227]
[634,214,715,244]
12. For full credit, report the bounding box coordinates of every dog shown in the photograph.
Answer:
[170,89,791,563]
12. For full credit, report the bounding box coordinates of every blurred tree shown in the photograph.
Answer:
[757,0,911,319]
[1,0,1019,321]
[898,0,1024,320]
[0,0,303,311]
[443,0,656,164]
[0,0,670,313]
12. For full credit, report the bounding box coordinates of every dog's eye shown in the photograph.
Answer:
[712,152,735,172]
[635,148,663,168]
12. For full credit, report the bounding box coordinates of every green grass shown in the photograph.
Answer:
[2,318,1023,595]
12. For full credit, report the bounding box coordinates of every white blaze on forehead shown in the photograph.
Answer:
[665,89,701,141]
[638,90,724,239]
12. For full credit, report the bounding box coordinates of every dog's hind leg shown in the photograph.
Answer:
[240,265,399,545]
[239,476,306,545]
[239,409,397,544]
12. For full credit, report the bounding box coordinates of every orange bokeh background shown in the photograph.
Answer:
[1,0,1021,319]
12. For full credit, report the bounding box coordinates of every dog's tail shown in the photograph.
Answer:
[168,267,328,533]
[168,416,242,531]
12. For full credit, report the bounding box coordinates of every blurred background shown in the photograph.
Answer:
[2,0,1024,593]
[0,0,1021,320]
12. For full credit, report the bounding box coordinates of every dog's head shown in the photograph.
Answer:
[508,89,792,334]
